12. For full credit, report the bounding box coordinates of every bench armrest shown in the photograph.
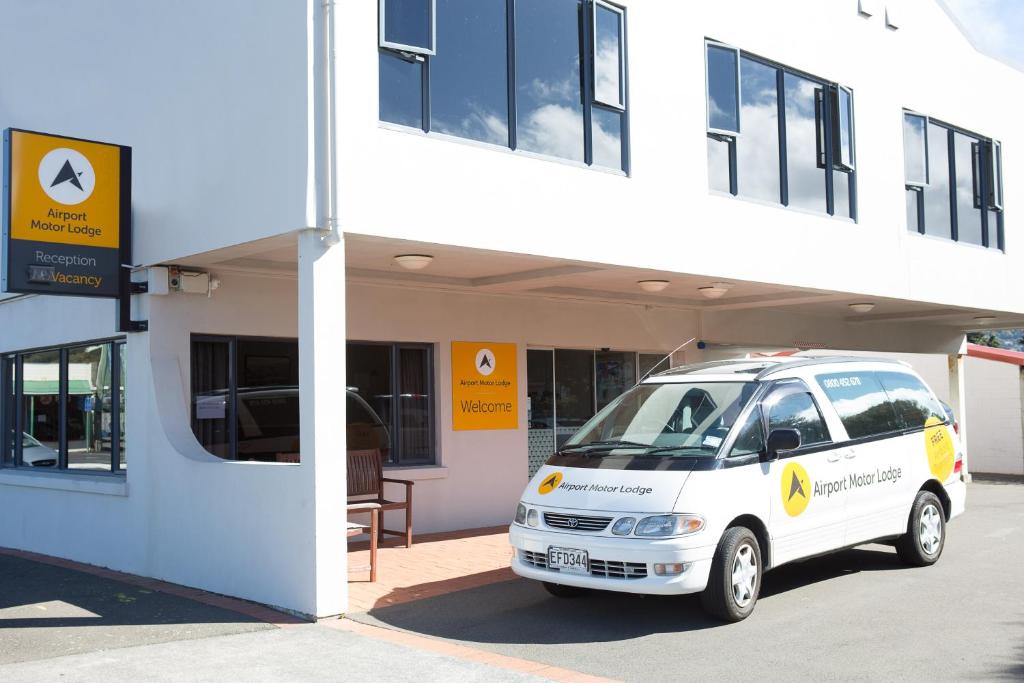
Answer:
[381,478,415,487]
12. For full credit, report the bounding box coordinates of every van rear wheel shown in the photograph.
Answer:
[700,526,762,622]
[896,490,945,566]
[542,581,588,598]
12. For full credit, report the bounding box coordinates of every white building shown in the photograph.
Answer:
[1,0,1023,619]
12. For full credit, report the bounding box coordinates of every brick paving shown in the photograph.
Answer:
[346,526,516,613]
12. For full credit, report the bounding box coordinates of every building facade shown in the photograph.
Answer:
[1,0,1023,618]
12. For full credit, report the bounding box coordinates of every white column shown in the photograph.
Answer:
[298,229,347,618]
[947,345,969,481]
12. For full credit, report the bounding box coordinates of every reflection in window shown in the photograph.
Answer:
[877,372,945,431]
[922,122,951,239]
[192,339,231,459]
[707,137,731,193]
[594,2,624,109]
[816,372,901,439]
[381,0,435,54]
[66,345,113,471]
[767,391,830,446]
[736,57,779,203]
[954,132,983,246]
[596,351,636,411]
[903,113,928,186]
[118,342,126,469]
[379,51,424,129]
[784,73,827,214]
[430,0,509,145]
[515,0,584,162]
[21,350,60,465]
[555,349,595,448]
[706,44,739,133]
[2,356,13,466]
[729,408,764,457]
[592,107,623,170]
[835,87,854,170]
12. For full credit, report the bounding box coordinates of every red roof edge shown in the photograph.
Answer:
[967,343,1024,367]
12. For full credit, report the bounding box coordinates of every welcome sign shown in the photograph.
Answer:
[3,129,131,298]
[451,341,518,431]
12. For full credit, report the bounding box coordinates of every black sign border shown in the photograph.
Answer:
[2,127,132,306]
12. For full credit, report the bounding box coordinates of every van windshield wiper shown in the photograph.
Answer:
[641,445,718,457]
[558,439,654,453]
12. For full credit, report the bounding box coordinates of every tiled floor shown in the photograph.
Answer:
[346,527,516,613]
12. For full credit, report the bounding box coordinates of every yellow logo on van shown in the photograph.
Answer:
[781,462,811,517]
[537,471,563,495]
[924,416,955,481]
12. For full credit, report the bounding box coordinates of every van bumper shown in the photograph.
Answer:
[947,477,967,520]
[508,524,716,595]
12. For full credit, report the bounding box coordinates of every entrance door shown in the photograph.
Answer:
[526,349,555,479]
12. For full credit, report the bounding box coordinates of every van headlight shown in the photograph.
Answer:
[514,503,527,525]
[633,514,705,537]
[611,517,637,536]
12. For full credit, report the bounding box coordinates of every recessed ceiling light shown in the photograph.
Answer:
[637,279,670,293]
[393,254,434,270]
[973,316,997,323]
[848,302,876,313]
[698,282,733,299]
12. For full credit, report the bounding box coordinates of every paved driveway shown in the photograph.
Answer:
[353,481,1024,681]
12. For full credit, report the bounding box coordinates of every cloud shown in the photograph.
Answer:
[942,0,1024,70]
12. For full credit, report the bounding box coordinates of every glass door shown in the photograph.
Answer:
[526,349,555,479]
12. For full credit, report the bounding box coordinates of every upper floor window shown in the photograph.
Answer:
[705,41,857,220]
[379,0,630,173]
[903,111,1004,250]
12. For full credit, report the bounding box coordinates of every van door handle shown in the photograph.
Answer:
[844,450,857,459]
[827,452,842,463]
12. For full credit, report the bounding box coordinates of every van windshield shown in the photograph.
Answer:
[561,381,756,457]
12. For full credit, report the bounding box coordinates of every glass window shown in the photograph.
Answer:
[397,346,432,463]
[2,356,14,466]
[515,0,585,163]
[903,113,928,186]
[21,349,61,467]
[554,349,594,447]
[592,107,624,170]
[906,189,920,232]
[707,137,732,193]
[706,43,739,134]
[430,0,509,145]
[595,351,636,411]
[736,57,779,203]
[66,344,113,471]
[379,51,424,129]
[729,407,765,457]
[765,390,830,447]
[381,0,435,54]
[638,353,666,380]
[117,342,126,470]
[235,340,299,462]
[989,140,1003,210]
[835,87,854,170]
[922,122,951,239]
[876,372,945,431]
[593,2,624,109]
[191,339,231,459]
[816,372,901,439]
[954,132,983,246]
[784,73,827,214]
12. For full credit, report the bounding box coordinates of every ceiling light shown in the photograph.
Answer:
[973,316,996,324]
[637,279,670,293]
[848,303,876,313]
[393,254,434,270]
[698,282,733,299]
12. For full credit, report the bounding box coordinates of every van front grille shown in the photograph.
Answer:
[543,513,612,532]
[518,550,647,580]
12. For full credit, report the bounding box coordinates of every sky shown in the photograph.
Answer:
[943,0,1024,70]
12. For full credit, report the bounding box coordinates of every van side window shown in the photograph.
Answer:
[816,372,900,439]
[766,392,830,447]
[876,371,946,430]
[729,408,765,457]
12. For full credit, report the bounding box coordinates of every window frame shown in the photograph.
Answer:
[989,140,1004,211]
[705,41,857,220]
[1,338,126,475]
[592,0,626,111]
[903,111,930,188]
[760,380,833,452]
[833,85,855,172]
[379,0,437,56]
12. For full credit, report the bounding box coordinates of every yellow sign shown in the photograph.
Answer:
[537,471,563,495]
[781,461,811,517]
[924,416,955,481]
[451,341,518,431]
[9,130,121,249]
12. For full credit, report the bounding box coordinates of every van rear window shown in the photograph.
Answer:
[876,371,946,430]
[815,372,901,439]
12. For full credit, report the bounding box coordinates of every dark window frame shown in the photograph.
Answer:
[0,338,126,475]
[904,111,1005,251]
[379,0,437,56]
[759,379,833,451]
[379,0,631,174]
[704,40,858,220]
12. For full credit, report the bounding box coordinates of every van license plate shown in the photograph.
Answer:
[548,547,589,575]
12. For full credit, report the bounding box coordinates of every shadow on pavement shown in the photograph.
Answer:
[356,546,911,645]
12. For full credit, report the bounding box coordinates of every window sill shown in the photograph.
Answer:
[0,468,128,496]
[707,189,857,224]
[906,230,1005,254]
[381,465,449,481]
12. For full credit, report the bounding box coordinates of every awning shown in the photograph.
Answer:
[967,343,1024,367]
[23,379,95,396]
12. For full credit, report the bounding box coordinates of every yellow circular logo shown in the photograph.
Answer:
[537,471,563,495]
[925,416,955,481]
[781,462,811,517]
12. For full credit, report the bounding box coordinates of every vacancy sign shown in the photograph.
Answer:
[452,341,518,431]
[3,129,130,297]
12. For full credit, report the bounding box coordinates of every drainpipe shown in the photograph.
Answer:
[319,0,339,245]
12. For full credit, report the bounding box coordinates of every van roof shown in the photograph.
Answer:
[644,356,911,383]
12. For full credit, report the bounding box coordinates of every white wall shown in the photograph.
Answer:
[333,0,1024,318]
[965,356,1024,475]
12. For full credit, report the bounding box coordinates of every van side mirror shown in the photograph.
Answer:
[764,429,801,462]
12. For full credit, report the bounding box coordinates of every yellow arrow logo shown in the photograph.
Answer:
[537,471,563,495]
[781,462,811,517]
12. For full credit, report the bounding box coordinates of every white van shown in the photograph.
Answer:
[509,357,966,621]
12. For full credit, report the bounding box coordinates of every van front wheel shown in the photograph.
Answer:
[700,526,762,622]
[896,490,945,566]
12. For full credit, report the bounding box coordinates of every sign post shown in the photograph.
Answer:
[2,129,137,329]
